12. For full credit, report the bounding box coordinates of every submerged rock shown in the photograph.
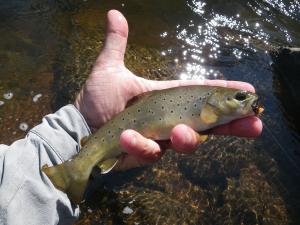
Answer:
[3,92,13,100]
[19,122,29,132]
[122,206,133,215]
[32,93,42,103]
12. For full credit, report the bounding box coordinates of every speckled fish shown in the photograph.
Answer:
[42,85,263,203]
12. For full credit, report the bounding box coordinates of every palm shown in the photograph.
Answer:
[76,65,140,129]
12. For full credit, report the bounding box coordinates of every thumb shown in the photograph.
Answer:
[142,79,205,91]
[95,10,128,66]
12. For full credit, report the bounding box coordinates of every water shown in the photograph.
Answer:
[0,0,300,224]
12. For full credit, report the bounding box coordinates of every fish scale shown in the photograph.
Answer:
[42,85,260,203]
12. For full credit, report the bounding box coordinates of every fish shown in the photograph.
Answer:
[42,85,262,203]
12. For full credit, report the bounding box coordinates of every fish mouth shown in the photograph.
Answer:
[251,99,264,115]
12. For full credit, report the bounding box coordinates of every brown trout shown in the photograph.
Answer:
[42,85,262,203]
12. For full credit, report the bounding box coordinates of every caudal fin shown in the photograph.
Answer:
[42,161,91,204]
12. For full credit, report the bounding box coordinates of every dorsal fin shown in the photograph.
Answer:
[126,91,155,107]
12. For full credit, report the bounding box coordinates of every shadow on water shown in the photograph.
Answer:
[1,0,300,224]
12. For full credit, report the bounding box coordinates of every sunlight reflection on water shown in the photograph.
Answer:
[159,0,299,80]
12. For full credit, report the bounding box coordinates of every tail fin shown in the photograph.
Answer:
[42,161,91,204]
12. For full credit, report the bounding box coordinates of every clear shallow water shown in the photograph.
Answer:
[0,0,300,224]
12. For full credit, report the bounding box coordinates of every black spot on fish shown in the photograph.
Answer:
[192,114,194,116]
[191,95,194,98]
[122,118,125,121]
[102,139,105,142]
[170,100,173,102]
[171,110,174,113]
[159,118,162,121]
[154,101,157,104]
[137,109,141,112]
[194,104,197,107]
[177,103,180,106]
[111,135,114,138]
[108,130,111,134]
[133,120,136,123]
[162,106,164,110]
[180,116,182,119]
[184,107,187,110]
[179,96,182,99]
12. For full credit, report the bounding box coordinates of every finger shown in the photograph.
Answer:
[145,79,255,93]
[144,79,205,91]
[120,129,162,161]
[95,10,128,66]
[170,124,208,153]
[202,80,255,92]
[209,116,263,137]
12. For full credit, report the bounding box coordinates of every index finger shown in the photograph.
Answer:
[209,116,263,137]
[146,79,255,93]
[203,80,255,93]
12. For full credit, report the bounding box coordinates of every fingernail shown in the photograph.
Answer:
[184,127,193,144]
[126,130,137,147]
[130,135,136,146]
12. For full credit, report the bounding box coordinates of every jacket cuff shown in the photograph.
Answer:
[29,104,91,163]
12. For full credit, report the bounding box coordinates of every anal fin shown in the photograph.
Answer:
[97,158,119,174]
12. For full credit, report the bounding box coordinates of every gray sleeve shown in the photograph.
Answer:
[0,105,91,225]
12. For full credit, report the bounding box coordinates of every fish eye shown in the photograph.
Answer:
[234,91,247,101]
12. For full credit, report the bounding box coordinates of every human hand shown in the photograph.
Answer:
[74,10,262,171]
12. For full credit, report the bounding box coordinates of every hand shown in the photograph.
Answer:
[75,10,262,171]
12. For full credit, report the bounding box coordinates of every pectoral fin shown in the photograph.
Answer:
[197,134,209,144]
[200,105,219,124]
[97,158,119,174]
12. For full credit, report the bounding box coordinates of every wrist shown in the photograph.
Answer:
[74,97,81,115]
[74,92,87,125]
[74,94,97,132]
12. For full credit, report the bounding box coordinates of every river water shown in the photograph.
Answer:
[0,0,300,224]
